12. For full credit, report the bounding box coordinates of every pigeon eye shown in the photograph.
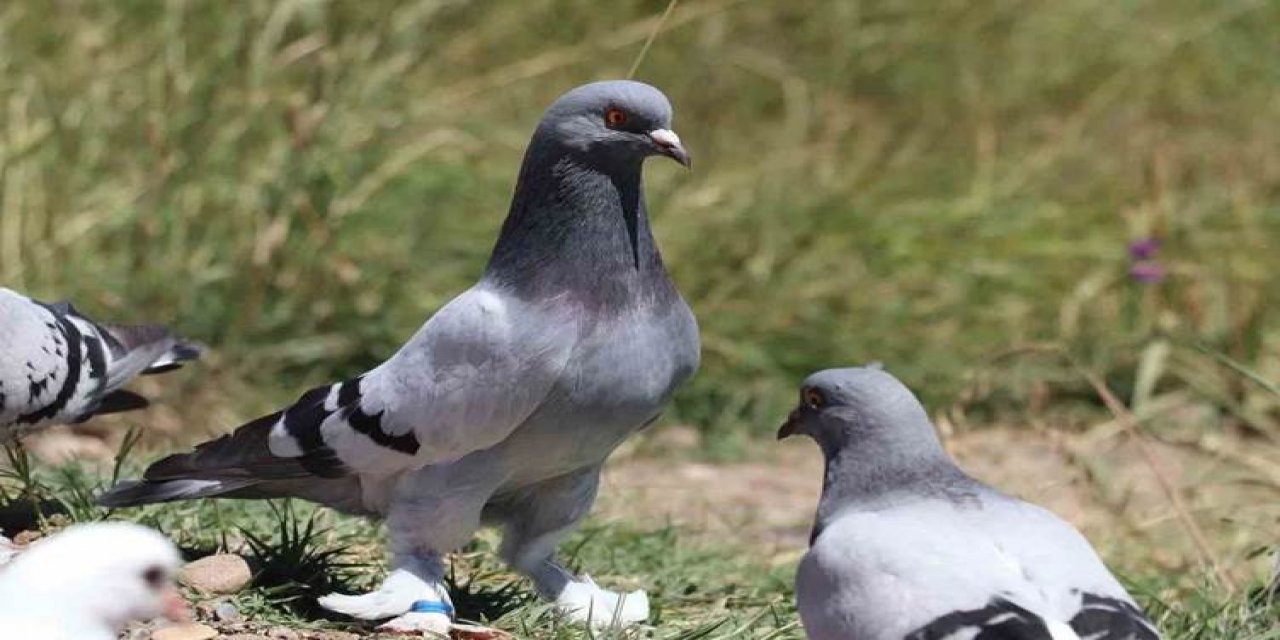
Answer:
[142,566,167,589]
[804,388,825,409]
[604,108,628,127]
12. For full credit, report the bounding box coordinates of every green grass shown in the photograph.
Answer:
[1,0,1278,637]
[1,0,1276,444]
[0,455,1277,638]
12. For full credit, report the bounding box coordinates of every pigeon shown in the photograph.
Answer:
[778,367,1161,640]
[0,287,202,441]
[0,522,188,640]
[100,80,700,633]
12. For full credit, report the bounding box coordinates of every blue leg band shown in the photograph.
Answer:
[408,599,455,617]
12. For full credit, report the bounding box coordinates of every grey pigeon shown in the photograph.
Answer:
[778,367,1160,640]
[100,80,699,633]
[0,287,202,441]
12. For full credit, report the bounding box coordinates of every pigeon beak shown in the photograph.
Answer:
[776,409,803,440]
[649,129,691,168]
[161,587,191,622]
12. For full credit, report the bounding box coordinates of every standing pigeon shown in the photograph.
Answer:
[100,80,699,633]
[0,522,188,640]
[778,367,1161,640]
[0,287,202,441]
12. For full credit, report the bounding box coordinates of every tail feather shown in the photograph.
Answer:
[98,475,372,515]
[98,410,318,508]
[143,411,313,482]
[97,478,259,507]
[87,390,150,417]
[141,339,204,375]
[97,323,195,390]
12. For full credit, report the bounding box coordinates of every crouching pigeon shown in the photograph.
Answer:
[100,80,699,634]
[0,522,188,640]
[778,367,1161,640]
[0,287,202,441]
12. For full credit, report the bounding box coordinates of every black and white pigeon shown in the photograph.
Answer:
[100,80,699,633]
[0,287,202,441]
[0,522,188,640]
[778,367,1161,640]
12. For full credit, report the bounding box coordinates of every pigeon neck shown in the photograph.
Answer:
[811,438,970,541]
[484,139,672,308]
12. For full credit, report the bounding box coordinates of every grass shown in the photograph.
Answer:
[0,0,1278,638]
[0,454,1276,638]
[1,0,1276,443]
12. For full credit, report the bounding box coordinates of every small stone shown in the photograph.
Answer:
[267,628,301,640]
[179,553,252,594]
[452,624,515,639]
[213,600,242,622]
[12,529,42,546]
[315,632,360,640]
[151,622,218,640]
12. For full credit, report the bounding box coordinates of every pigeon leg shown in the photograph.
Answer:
[321,466,495,632]
[498,466,650,628]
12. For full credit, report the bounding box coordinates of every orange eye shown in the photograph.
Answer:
[605,108,628,127]
[803,388,825,409]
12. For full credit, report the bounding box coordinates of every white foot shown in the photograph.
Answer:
[554,575,650,628]
[379,611,453,636]
[318,568,448,621]
[319,590,415,620]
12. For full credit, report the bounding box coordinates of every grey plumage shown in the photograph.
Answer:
[0,288,202,441]
[780,367,1160,640]
[100,80,698,632]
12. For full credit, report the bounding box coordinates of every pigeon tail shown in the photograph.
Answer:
[141,339,203,375]
[97,410,315,508]
[84,389,150,419]
[97,477,258,507]
[99,323,201,387]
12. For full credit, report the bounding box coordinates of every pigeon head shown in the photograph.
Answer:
[535,80,690,168]
[487,80,691,293]
[777,366,944,459]
[0,522,187,633]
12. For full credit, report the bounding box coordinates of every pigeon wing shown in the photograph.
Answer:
[797,497,1158,640]
[151,286,579,481]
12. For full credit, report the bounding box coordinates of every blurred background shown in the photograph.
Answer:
[0,0,1277,635]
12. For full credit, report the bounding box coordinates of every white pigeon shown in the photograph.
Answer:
[0,287,202,441]
[0,522,188,640]
[778,367,1161,640]
[101,80,699,633]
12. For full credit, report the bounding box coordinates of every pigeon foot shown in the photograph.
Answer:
[378,611,452,636]
[319,590,411,620]
[319,568,449,621]
[554,575,649,628]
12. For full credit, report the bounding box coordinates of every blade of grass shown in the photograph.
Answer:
[627,0,679,79]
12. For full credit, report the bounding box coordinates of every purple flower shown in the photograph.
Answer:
[1128,237,1162,261]
[1129,261,1165,284]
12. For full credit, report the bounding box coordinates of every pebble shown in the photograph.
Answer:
[179,553,252,594]
[213,600,242,622]
[150,622,218,640]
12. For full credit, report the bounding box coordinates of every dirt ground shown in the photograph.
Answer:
[20,413,1280,640]
[598,424,1279,580]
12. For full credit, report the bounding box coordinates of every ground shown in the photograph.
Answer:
[9,415,1276,639]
